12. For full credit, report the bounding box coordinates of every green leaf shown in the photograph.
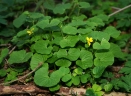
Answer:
[8,50,32,64]
[0,29,15,37]
[43,0,55,10]
[92,84,102,91]
[69,20,86,27]
[62,25,77,35]
[76,50,93,69]
[34,64,57,87]
[93,66,106,78]
[36,19,49,29]
[66,79,73,87]
[34,65,69,87]
[36,19,60,29]
[0,69,7,77]
[29,12,44,19]
[53,3,71,14]
[120,74,131,92]
[72,76,80,85]
[104,83,113,92]
[78,28,92,34]
[55,59,71,67]
[30,53,44,70]
[34,64,58,87]
[104,26,120,38]
[110,43,124,58]
[62,73,72,82]
[80,74,90,83]
[47,53,58,63]
[94,52,114,67]
[57,49,67,58]
[16,29,27,37]
[86,89,97,96]
[89,31,110,41]
[50,19,60,26]
[67,48,80,61]
[13,12,27,28]
[96,14,109,22]
[49,84,60,91]
[119,61,131,74]
[60,36,79,48]
[52,37,63,45]
[73,67,83,75]
[88,17,104,26]
[5,70,17,81]
[0,18,7,25]
[0,48,9,64]
[93,38,110,49]
[79,2,90,8]
[34,40,53,54]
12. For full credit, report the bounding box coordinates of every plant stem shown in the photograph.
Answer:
[108,4,131,17]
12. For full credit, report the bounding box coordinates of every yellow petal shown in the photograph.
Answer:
[89,38,93,42]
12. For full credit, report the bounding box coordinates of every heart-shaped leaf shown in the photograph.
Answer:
[8,50,32,64]
[62,73,72,82]
[89,31,110,41]
[72,76,80,85]
[94,52,114,67]
[110,43,124,58]
[104,26,120,38]
[62,25,77,35]
[67,48,80,61]
[30,53,47,70]
[34,40,53,54]
[93,66,106,78]
[80,74,91,83]
[34,64,70,87]
[76,50,93,69]
[53,3,71,14]
[92,84,102,91]
[93,38,110,49]
[60,36,79,48]
[57,49,67,58]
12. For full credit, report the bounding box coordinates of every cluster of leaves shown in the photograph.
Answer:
[0,0,131,94]
[90,0,131,30]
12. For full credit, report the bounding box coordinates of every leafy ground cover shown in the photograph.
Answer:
[0,0,131,96]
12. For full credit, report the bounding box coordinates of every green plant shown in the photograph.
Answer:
[0,0,130,94]
[6,0,126,91]
[85,84,104,96]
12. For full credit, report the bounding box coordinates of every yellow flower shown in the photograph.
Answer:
[27,28,34,35]
[86,37,93,46]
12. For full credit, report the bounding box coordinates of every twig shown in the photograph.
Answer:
[108,4,131,17]
[0,44,11,47]
[8,46,16,54]
[0,62,43,86]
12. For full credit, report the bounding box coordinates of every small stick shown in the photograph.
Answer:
[108,4,131,17]
[8,46,16,54]
[0,62,43,86]
[0,44,11,47]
